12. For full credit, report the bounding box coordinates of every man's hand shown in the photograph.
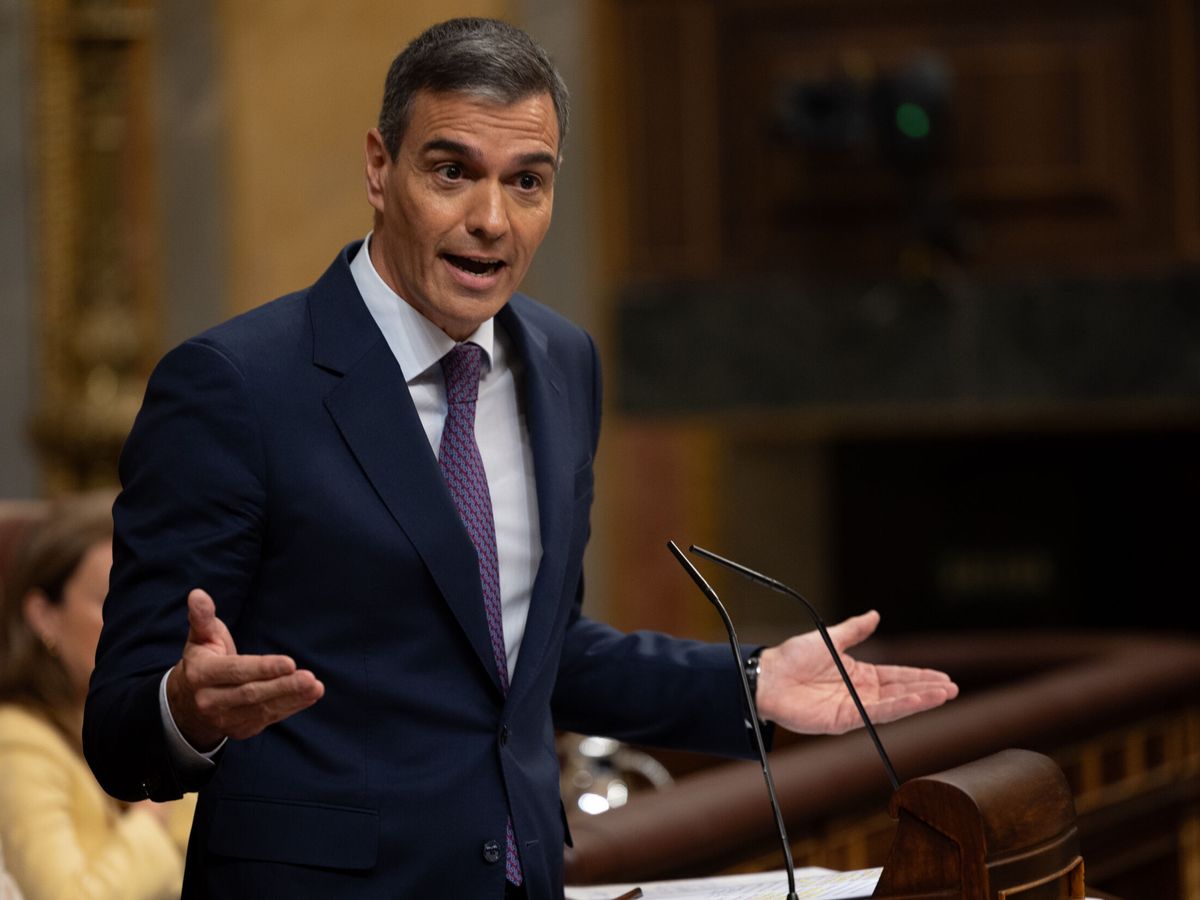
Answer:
[166,589,325,751]
[754,610,957,735]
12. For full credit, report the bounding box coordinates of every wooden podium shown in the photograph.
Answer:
[872,749,1085,899]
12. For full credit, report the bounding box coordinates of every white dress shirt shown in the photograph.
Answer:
[160,235,542,768]
[351,233,541,674]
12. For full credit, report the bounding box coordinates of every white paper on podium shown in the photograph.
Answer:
[566,867,1110,900]
[565,866,880,899]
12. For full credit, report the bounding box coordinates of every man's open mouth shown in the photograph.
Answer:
[443,253,505,276]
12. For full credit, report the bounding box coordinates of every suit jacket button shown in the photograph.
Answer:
[483,840,502,864]
[499,725,510,747]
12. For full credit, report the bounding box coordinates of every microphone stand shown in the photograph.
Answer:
[689,544,901,792]
[667,541,800,900]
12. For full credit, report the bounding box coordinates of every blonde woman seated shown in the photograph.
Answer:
[0,494,194,900]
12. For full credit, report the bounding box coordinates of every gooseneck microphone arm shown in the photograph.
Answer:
[667,541,800,900]
[689,544,902,792]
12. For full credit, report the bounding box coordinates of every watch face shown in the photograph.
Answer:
[745,654,761,694]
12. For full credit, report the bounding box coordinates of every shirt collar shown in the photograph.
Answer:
[349,233,496,383]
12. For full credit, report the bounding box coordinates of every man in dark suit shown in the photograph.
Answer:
[83,18,957,899]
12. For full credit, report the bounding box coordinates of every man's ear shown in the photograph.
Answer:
[22,590,60,652]
[364,128,391,214]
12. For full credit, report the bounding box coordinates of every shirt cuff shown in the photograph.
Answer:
[158,668,225,775]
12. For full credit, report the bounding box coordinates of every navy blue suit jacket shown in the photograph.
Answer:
[84,243,756,899]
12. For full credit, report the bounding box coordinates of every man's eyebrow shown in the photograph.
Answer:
[420,139,559,172]
[421,138,478,160]
[515,151,559,171]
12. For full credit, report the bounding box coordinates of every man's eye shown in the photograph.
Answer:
[517,173,541,191]
[438,164,464,180]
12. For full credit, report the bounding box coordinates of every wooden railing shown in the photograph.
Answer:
[563,633,1200,898]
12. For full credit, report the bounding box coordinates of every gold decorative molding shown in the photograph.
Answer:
[30,0,160,493]
[1183,805,1200,900]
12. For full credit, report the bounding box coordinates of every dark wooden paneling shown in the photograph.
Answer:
[619,0,722,278]
[722,1,1175,272]
[1171,0,1200,256]
[613,0,1196,275]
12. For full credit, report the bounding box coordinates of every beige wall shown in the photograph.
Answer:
[216,1,513,315]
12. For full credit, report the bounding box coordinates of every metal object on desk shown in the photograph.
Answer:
[559,735,674,817]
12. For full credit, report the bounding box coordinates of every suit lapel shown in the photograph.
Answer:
[498,300,575,700]
[310,245,503,695]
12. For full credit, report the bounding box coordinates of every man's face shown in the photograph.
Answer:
[365,90,559,340]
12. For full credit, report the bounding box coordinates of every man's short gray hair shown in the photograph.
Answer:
[378,18,570,159]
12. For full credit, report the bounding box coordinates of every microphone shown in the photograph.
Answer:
[689,544,902,792]
[667,541,800,900]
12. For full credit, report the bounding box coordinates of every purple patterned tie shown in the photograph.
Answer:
[438,342,523,887]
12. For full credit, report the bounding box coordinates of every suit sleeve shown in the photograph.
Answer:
[84,338,267,802]
[552,613,765,758]
[549,333,766,759]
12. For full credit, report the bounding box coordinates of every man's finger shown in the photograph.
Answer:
[863,686,958,724]
[870,664,957,685]
[198,669,324,711]
[193,670,325,740]
[872,678,961,701]
[182,651,299,688]
[186,588,236,654]
[827,609,881,651]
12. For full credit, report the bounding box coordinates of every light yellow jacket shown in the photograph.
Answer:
[0,704,195,900]
[0,838,24,900]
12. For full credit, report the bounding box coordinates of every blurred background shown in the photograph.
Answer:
[6,0,1197,642]
[2,0,1200,892]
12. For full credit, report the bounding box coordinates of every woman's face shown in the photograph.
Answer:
[26,540,112,700]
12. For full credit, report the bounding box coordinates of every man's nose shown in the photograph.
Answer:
[465,181,508,240]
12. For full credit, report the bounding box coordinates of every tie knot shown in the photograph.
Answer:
[441,342,484,406]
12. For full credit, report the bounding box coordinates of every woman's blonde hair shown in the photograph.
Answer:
[0,491,115,746]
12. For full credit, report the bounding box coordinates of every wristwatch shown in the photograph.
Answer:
[744,650,762,706]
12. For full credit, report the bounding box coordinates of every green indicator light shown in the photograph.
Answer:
[896,102,931,139]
